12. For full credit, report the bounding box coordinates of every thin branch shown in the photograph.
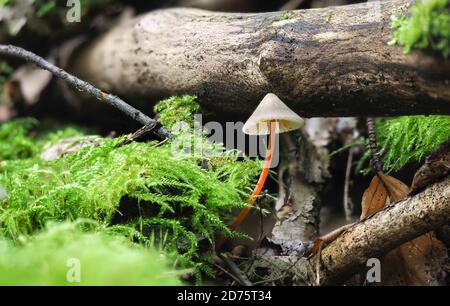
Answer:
[0,44,173,139]
[366,117,382,172]
[213,263,244,285]
[316,175,450,285]
[343,147,355,221]
[221,254,253,286]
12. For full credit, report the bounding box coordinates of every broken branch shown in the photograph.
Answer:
[314,175,450,285]
[0,44,172,139]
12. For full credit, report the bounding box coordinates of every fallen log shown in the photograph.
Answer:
[71,0,450,117]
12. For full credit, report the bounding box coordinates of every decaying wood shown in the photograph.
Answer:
[264,119,332,259]
[250,175,450,285]
[71,0,450,117]
[314,175,450,285]
[410,140,450,195]
[271,130,328,243]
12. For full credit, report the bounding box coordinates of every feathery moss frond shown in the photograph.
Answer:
[375,115,450,172]
[0,221,182,285]
[389,0,450,57]
[0,97,261,276]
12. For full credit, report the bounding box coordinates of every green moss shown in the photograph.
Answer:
[376,115,450,172]
[0,97,261,277]
[278,11,292,22]
[0,118,87,161]
[154,95,201,130]
[0,137,259,270]
[0,118,39,160]
[0,221,182,285]
[333,116,450,174]
[389,0,450,57]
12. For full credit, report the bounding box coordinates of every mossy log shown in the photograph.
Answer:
[71,0,450,117]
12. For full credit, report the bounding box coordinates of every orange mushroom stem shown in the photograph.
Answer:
[228,120,276,231]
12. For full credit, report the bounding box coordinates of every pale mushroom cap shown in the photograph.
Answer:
[242,93,304,135]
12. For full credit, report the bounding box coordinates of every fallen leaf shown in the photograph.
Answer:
[361,172,447,285]
[377,172,409,202]
[40,137,100,161]
[360,175,388,220]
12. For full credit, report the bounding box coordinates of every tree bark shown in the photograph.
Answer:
[248,175,450,285]
[71,0,450,117]
[315,175,450,285]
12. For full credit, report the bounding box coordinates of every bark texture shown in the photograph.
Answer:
[271,127,330,243]
[72,0,450,117]
[314,175,450,285]
[246,175,450,285]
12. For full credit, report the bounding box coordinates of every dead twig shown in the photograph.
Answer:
[221,254,253,286]
[0,44,173,140]
[343,147,355,221]
[213,263,244,285]
[116,122,161,147]
[366,117,382,172]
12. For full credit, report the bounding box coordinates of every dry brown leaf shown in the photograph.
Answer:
[360,175,388,220]
[377,172,409,202]
[380,234,448,285]
[40,137,100,161]
[359,173,447,285]
[314,171,447,285]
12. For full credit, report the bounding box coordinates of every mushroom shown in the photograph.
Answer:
[216,93,303,250]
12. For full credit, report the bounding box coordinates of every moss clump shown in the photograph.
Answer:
[154,95,201,130]
[389,0,450,57]
[0,118,39,160]
[0,133,259,274]
[336,116,450,174]
[0,118,87,161]
[0,97,261,278]
[277,11,292,22]
[0,221,182,285]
